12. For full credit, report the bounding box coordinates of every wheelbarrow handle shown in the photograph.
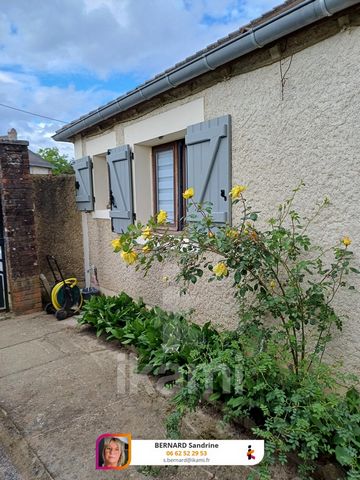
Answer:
[46,255,66,284]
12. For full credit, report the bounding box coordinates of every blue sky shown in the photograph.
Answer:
[0,0,281,158]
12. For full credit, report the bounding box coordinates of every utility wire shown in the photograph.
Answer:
[0,102,68,124]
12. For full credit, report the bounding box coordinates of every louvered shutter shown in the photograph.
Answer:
[185,114,231,225]
[107,145,134,233]
[72,156,94,211]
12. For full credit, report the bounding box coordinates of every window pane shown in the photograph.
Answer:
[156,149,174,223]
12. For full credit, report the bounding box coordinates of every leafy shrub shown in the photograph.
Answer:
[89,182,360,478]
[78,292,360,478]
[78,292,147,337]
[115,183,358,378]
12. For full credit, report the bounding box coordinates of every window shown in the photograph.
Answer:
[72,114,231,233]
[92,154,110,211]
[152,140,186,230]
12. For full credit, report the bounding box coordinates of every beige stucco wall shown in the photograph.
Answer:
[76,25,360,372]
[30,166,52,175]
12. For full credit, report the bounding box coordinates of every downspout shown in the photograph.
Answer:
[53,0,359,142]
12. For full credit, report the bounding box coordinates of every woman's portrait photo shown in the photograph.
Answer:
[96,434,131,469]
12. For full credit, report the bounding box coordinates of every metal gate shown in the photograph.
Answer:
[0,198,8,311]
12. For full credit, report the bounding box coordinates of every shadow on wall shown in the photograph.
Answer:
[32,175,84,294]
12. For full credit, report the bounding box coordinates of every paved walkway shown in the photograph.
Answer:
[0,312,294,480]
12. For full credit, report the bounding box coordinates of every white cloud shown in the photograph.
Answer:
[0,70,116,156]
[0,72,19,84]
[0,0,281,154]
[0,0,281,78]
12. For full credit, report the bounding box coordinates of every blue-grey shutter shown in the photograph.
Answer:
[185,114,231,225]
[72,156,94,211]
[107,145,134,233]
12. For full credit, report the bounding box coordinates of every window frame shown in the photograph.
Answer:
[152,140,186,231]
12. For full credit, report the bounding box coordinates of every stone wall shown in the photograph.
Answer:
[32,175,84,294]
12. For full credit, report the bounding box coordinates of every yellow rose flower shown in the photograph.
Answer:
[229,185,247,199]
[121,250,138,265]
[213,262,228,277]
[208,231,215,238]
[183,187,194,200]
[342,236,352,247]
[269,280,276,290]
[111,238,122,250]
[157,210,168,224]
[249,230,258,242]
[226,228,239,239]
[142,245,151,254]
[142,226,152,239]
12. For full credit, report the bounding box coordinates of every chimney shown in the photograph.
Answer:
[7,128,17,141]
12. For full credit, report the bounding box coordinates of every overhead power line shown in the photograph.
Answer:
[0,102,68,124]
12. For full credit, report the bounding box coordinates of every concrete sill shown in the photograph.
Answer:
[91,210,110,220]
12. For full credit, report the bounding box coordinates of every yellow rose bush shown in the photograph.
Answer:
[157,210,168,224]
[213,262,228,277]
[142,226,152,239]
[105,183,360,478]
[342,236,352,247]
[120,250,138,265]
[182,187,194,199]
[111,182,358,378]
[229,184,247,199]
[142,244,151,254]
[111,238,123,251]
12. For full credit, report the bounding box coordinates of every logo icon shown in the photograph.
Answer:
[247,445,255,460]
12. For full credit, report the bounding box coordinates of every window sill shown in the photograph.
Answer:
[91,209,110,220]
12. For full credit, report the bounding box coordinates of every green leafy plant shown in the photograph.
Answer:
[79,291,360,478]
[37,147,74,175]
[107,182,360,478]
[78,292,147,338]
[113,183,358,378]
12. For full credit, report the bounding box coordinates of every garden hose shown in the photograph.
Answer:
[51,278,83,311]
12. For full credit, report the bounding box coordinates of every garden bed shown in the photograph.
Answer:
[78,292,358,479]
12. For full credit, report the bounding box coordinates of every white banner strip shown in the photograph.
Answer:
[131,440,264,466]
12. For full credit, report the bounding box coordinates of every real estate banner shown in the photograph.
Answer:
[96,434,264,470]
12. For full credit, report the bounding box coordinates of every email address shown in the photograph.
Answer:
[163,457,210,463]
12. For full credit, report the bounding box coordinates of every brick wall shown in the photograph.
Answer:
[0,139,42,314]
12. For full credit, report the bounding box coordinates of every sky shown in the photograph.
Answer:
[0,0,281,158]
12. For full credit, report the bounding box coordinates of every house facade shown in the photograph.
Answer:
[54,0,360,372]
[28,150,54,175]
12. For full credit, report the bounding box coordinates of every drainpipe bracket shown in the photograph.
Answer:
[202,55,216,71]
[318,0,332,17]
[251,29,263,48]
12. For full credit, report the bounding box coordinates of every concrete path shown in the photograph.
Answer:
[0,312,295,480]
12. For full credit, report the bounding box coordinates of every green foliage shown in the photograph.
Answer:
[166,410,183,439]
[115,183,358,378]
[37,146,74,175]
[93,182,360,478]
[172,326,360,478]
[78,292,360,479]
[78,292,147,339]
[136,465,162,476]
